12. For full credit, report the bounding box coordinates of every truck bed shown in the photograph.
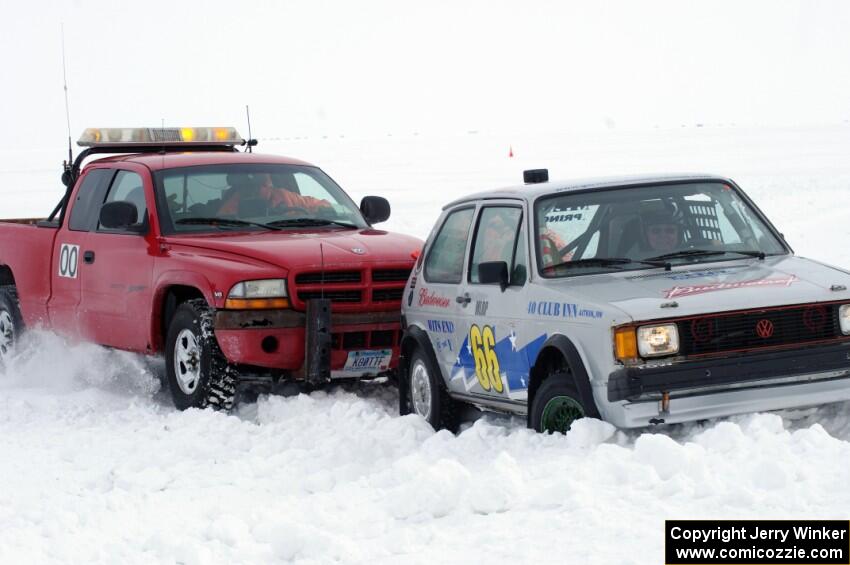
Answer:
[0,218,46,225]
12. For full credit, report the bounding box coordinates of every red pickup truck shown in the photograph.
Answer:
[0,127,421,409]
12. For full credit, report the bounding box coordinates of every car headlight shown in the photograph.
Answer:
[225,279,289,309]
[637,324,679,357]
[840,304,850,335]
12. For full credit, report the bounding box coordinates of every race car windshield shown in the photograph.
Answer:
[153,164,369,234]
[535,181,787,278]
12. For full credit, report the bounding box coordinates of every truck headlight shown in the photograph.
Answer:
[225,279,289,309]
[637,324,679,357]
[840,304,850,335]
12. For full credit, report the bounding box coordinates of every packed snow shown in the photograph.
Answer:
[1,125,850,564]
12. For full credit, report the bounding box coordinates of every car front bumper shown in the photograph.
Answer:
[603,341,850,428]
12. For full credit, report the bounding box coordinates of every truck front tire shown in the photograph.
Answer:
[165,299,237,410]
[0,286,22,369]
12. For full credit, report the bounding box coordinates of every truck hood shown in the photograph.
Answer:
[166,228,423,270]
[553,255,850,322]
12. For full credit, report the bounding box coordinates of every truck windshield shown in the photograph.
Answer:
[154,164,369,234]
[535,181,787,278]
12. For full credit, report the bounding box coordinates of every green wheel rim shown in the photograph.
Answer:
[541,395,584,433]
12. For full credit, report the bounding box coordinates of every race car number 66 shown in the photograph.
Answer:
[470,324,503,393]
[58,244,79,279]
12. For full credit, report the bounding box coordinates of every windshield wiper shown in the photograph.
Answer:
[175,217,281,231]
[543,257,670,273]
[645,249,725,261]
[725,249,767,260]
[646,249,767,261]
[266,218,360,229]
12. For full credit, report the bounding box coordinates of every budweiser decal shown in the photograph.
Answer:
[663,275,798,299]
[418,288,451,308]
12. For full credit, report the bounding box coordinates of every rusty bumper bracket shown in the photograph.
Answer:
[305,299,332,386]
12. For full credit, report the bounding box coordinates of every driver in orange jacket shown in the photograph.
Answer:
[219,173,333,216]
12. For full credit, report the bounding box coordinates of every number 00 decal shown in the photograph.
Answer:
[58,244,79,279]
[469,324,503,393]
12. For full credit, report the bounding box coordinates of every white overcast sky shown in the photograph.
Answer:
[1,0,849,153]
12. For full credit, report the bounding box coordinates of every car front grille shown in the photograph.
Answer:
[676,302,845,357]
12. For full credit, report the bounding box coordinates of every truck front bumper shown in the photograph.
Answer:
[604,341,850,428]
[213,307,401,379]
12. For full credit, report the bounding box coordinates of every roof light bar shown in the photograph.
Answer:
[77,127,243,147]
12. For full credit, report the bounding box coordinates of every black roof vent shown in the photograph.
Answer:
[523,169,549,184]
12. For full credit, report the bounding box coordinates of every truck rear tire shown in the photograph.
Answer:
[0,286,23,369]
[530,373,587,434]
[165,299,237,410]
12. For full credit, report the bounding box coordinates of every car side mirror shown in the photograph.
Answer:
[99,201,138,230]
[360,196,391,224]
[478,261,509,291]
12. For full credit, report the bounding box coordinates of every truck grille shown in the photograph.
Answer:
[298,290,362,303]
[332,329,401,350]
[373,288,404,302]
[295,271,361,284]
[290,266,413,310]
[372,269,412,282]
[676,302,845,357]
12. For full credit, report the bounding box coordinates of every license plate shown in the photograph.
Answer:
[342,349,393,372]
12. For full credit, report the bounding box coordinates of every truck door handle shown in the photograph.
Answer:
[83,250,95,264]
[456,293,471,306]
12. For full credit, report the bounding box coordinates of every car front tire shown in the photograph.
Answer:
[530,374,587,434]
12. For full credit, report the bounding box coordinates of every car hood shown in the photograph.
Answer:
[549,255,850,322]
[165,228,423,270]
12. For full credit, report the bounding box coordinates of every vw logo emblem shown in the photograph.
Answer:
[351,247,365,255]
[755,319,774,339]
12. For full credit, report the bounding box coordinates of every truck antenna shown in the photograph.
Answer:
[61,23,73,172]
[245,105,257,153]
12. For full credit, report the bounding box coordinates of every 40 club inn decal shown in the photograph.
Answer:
[527,300,603,319]
[451,324,546,397]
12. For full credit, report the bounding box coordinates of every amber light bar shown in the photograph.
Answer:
[77,127,243,147]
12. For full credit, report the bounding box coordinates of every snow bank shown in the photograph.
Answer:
[1,332,850,564]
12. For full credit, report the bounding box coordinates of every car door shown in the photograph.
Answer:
[78,168,156,351]
[418,205,477,386]
[47,168,113,335]
[454,203,538,402]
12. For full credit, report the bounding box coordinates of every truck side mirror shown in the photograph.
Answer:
[99,201,138,230]
[478,261,509,291]
[360,196,390,224]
